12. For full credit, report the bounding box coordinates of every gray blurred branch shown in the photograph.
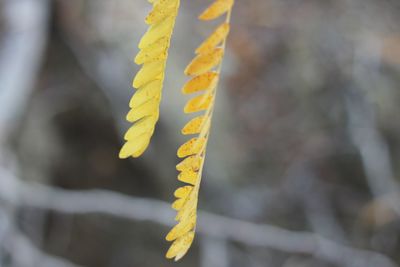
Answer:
[346,92,400,215]
[3,229,85,267]
[347,36,400,215]
[0,0,50,144]
[0,1,54,265]
[0,169,396,267]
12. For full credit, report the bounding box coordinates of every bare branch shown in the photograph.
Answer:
[347,35,400,216]
[5,231,85,267]
[0,208,85,267]
[0,170,396,267]
[0,0,50,144]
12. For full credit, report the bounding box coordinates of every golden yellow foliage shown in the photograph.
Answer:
[166,0,235,261]
[119,0,180,159]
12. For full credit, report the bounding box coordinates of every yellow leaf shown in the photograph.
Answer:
[177,137,206,158]
[176,156,202,172]
[166,232,195,261]
[135,37,168,65]
[182,72,219,94]
[129,80,162,108]
[196,23,230,54]
[124,115,159,141]
[178,170,198,185]
[119,134,151,159]
[126,98,160,123]
[166,213,196,241]
[182,115,207,135]
[174,185,193,199]
[145,0,179,25]
[175,195,197,221]
[121,0,180,159]
[132,61,164,89]
[172,198,186,210]
[184,93,213,113]
[139,15,175,49]
[166,0,234,260]
[199,0,234,21]
[185,48,224,76]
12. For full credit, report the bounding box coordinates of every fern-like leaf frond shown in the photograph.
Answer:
[166,0,234,261]
[119,0,180,159]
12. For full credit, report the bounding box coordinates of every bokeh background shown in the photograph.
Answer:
[1,0,400,266]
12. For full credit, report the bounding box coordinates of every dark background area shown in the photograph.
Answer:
[0,0,400,267]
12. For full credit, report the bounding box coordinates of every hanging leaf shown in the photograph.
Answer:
[166,0,235,261]
[119,0,181,159]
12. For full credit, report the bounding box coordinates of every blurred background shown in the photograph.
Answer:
[0,0,400,266]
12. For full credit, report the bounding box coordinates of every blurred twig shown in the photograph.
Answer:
[346,91,400,215]
[348,36,400,216]
[0,169,396,267]
[0,0,50,144]
[3,228,85,267]
[0,1,53,266]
